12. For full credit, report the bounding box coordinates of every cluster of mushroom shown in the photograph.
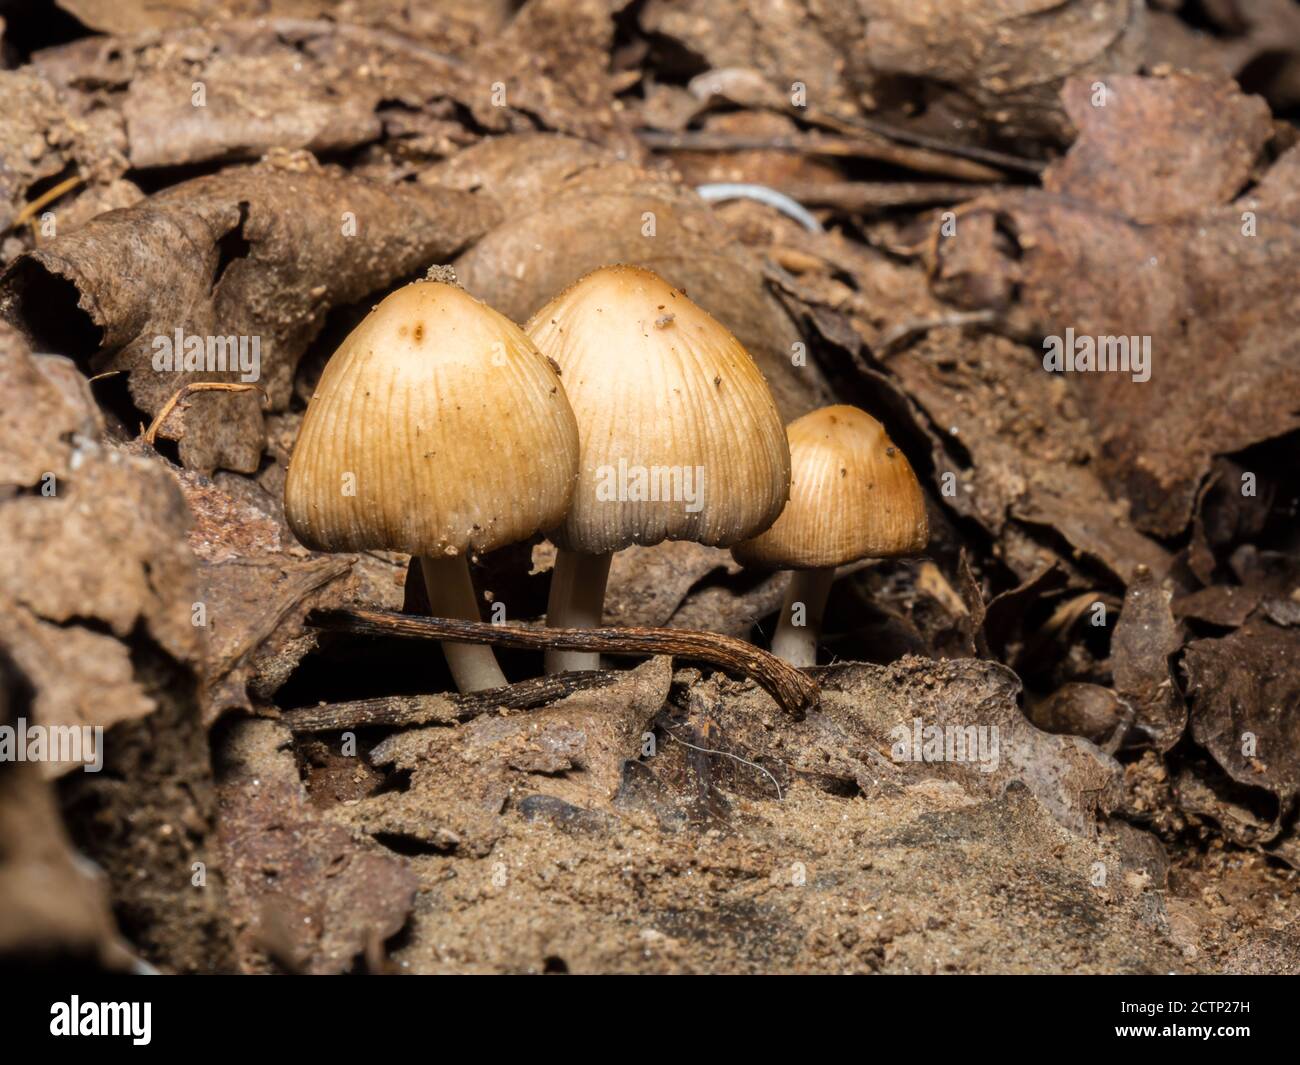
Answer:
[284,264,928,692]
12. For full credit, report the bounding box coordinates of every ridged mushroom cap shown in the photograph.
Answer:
[732,405,928,569]
[526,264,790,554]
[285,280,579,557]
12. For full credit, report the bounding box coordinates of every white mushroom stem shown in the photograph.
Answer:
[421,554,508,692]
[770,567,836,668]
[544,549,613,673]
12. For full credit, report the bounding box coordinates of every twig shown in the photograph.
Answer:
[778,180,1005,213]
[637,129,1003,183]
[878,309,999,355]
[142,382,268,447]
[281,670,624,732]
[307,608,820,719]
[806,112,1046,176]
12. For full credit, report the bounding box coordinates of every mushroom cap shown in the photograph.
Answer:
[732,405,928,570]
[285,280,579,557]
[526,264,790,554]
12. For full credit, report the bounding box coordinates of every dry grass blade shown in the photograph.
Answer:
[10,173,85,231]
[141,382,268,447]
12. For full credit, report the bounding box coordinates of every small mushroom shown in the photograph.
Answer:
[732,405,928,667]
[285,276,579,691]
[526,264,790,672]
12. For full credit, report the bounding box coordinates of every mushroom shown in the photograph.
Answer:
[285,274,579,692]
[526,264,790,672]
[732,405,928,667]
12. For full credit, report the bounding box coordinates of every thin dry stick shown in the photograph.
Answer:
[636,130,1003,183]
[804,111,1046,176]
[308,608,820,719]
[878,309,1000,354]
[778,180,1006,213]
[142,382,268,447]
[10,173,85,231]
[282,670,623,732]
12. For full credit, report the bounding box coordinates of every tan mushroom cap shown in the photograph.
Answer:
[526,264,790,554]
[732,405,928,570]
[285,280,579,557]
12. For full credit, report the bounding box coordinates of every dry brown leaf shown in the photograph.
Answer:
[1184,619,1300,807]
[0,326,201,773]
[34,8,629,173]
[0,649,134,969]
[1043,74,1271,223]
[884,330,1170,583]
[0,155,497,474]
[864,0,1147,141]
[452,141,832,422]
[639,0,857,119]
[1111,569,1186,752]
[931,128,1300,536]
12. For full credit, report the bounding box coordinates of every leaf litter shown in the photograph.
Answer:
[0,0,1298,974]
